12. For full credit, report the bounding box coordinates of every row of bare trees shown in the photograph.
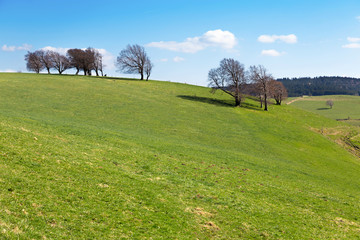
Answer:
[25,48,104,76]
[208,58,287,110]
[25,44,154,80]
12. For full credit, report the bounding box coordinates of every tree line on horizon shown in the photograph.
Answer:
[278,76,360,97]
[25,44,153,80]
[25,48,104,76]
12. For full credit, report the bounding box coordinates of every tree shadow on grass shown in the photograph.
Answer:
[93,76,143,82]
[241,102,263,111]
[177,95,234,107]
[317,108,330,110]
[177,95,262,111]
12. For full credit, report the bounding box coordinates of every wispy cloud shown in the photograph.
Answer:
[347,37,360,42]
[2,43,32,52]
[342,43,360,48]
[147,29,237,53]
[258,34,297,44]
[261,49,285,57]
[0,69,17,72]
[342,37,360,48]
[41,46,115,69]
[173,56,185,62]
[356,16,360,21]
[42,46,69,55]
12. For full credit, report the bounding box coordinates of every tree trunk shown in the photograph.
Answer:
[260,96,263,108]
[47,68,50,74]
[235,94,241,106]
[75,68,79,75]
[264,93,268,111]
[95,69,99,76]
[140,72,144,80]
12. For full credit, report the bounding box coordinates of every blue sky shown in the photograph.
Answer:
[1,0,360,86]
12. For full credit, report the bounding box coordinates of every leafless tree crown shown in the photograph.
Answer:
[326,99,334,109]
[249,65,273,111]
[270,80,288,105]
[66,48,103,76]
[49,51,71,74]
[37,50,54,74]
[116,44,152,80]
[208,58,246,106]
[25,51,45,74]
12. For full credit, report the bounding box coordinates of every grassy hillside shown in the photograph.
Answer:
[0,73,359,239]
[290,95,360,126]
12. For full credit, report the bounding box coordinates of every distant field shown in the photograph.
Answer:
[289,95,360,126]
[0,73,359,239]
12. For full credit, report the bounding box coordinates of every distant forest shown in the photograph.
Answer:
[278,76,360,97]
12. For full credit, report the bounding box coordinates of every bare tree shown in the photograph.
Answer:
[270,80,288,105]
[92,49,104,76]
[25,51,44,73]
[116,44,152,80]
[249,65,273,111]
[208,58,247,106]
[326,100,334,109]
[37,50,54,74]
[67,48,83,75]
[50,51,71,74]
[67,48,101,76]
[145,60,153,81]
[84,48,97,76]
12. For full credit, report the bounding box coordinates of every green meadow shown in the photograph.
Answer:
[290,95,360,126]
[0,73,359,239]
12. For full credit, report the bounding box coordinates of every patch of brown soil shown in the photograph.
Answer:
[203,221,220,231]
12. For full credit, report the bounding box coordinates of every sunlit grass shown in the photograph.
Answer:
[0,73,359,239]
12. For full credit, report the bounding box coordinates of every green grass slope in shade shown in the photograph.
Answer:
[0,73,359,239]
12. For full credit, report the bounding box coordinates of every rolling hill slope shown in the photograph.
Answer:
[290,95,360,126]
[0,73,359,239]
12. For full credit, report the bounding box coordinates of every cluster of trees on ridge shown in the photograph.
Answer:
[208,58,288,110]
[25,48,104,76]
[25,44,287,110]
[25,44,153,80]
[278,76,360,97]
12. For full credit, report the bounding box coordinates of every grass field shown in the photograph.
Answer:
[290,95,360,126]
[0,73,359,239]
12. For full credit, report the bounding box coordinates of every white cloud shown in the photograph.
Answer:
[42,46,69,55]
[2,43,32,51]
[258,34,297,44]
[347,37,360,43]
[0,69,16,72]
[173,56,185,62]
[342,37,360,48]
[41,46,115,70]
[261,49,285,57]
[342,43,360,48]
[146,29,237,53]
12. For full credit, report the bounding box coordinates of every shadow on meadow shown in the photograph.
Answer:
[317,108,331,110]
[177,95,262,111]
[94,76,143,82]
[177,95,233,107]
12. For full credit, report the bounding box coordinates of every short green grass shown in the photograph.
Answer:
[290,95,360,126]
[0,73,359,239]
